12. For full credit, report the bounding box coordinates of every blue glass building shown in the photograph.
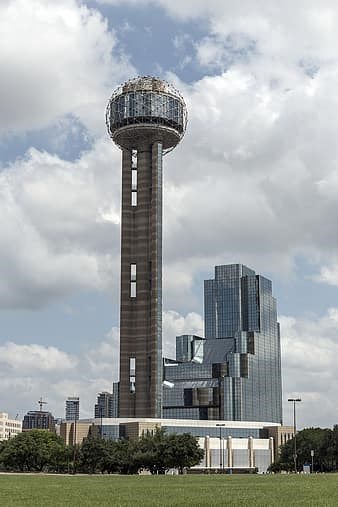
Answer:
[163,264,282,423]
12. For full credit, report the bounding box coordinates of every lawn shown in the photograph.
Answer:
[0,473,337,507]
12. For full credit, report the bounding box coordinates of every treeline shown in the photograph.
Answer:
[0,427,203,474]
[271,426,338,472]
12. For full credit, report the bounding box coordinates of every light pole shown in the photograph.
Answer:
[72,399,79,474]
[99,405,103,439]
[216,423,225,472]
[311,449,314,473]
[288,398,301,473]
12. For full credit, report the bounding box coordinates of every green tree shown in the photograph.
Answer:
[277,428,332,472]
[77,436,107,473]
[0,430,68,472]
[134,427,168,474]
[164,433,204,474]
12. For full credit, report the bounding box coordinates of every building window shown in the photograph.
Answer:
[130,281,136,298]
[130,264,136,298]
[130,263,136,281]
[130,357,136,393]
[131,149,137,207]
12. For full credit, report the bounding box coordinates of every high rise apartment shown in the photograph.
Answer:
[94,392,114,418]
[65,397,80,421]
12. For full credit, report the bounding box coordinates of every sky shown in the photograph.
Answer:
[1,0,338,428]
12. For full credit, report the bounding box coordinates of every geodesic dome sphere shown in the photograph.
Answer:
[106,76,187,154]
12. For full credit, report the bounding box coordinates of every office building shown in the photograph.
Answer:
[163,264,282,423]
[106,76,187,417]
[0,412,22,440]
[65,397,80,421]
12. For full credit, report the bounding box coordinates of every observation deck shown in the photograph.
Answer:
[106,76,187,153]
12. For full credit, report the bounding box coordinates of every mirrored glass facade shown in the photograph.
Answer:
[163,264,282,424]
[108,91,185,134]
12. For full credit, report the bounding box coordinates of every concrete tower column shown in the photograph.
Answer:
[227,436,233,468]
[248,436,254,468]
[106,77,187,418]
[119,143,163,418]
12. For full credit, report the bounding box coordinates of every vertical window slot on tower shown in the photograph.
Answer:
[131,149,137,206]
[130,264,136,297]
[129,357,136,393]
[130,281,136,298]
[131,149,137,169]
[131,167,137,190]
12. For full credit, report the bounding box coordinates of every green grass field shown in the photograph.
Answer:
[1,473,338,507]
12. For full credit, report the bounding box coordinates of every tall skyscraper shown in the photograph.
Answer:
[205,264,282,422]
[163,264,282,424]
[65,397,79,421]
[106,77,187,417]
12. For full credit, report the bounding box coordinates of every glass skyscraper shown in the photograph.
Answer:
[163,264,282,423]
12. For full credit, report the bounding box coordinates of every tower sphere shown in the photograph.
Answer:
[106,76,187,154]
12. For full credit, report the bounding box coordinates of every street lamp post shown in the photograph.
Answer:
[311,449,314,473]
[216,424,225,472]
[288,398,301,473]
[72,399,79,474]
[99,406,103,439]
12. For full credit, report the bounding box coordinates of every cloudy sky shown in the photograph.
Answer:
[1,0,338,428]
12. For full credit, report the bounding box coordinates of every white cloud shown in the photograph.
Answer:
[281,308,338,428]
[97,0,338,68]
[0,0,134,137]
[86,327,119,378]
[0,137,120,308]
[163,310,204,358]
[0,342,76,372]
[157,64,338,291]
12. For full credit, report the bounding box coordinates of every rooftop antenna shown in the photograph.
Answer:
[37,397,47,412]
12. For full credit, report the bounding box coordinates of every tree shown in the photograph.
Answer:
[276,428,334,472]
[132,427,204,474]
[164,433,204,474]
[134,427,168,474]
[0,430,68,472]
[77,436,107,473]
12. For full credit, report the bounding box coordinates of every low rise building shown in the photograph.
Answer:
[59,417,292,473]
[0,412,22,440]
[60,421,94,445]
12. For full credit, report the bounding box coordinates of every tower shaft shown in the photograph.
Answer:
[119,142,163,418]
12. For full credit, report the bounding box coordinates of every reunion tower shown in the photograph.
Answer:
[106,77,187,418]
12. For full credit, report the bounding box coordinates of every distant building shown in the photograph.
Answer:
[163,264,282,424]
[112,382,120,418]
[59,416,292,473]
[65,397,80,421]
[60,421,95,446]
[22,411,55,432]
[94,392,114,418]
[0,412,22,440]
